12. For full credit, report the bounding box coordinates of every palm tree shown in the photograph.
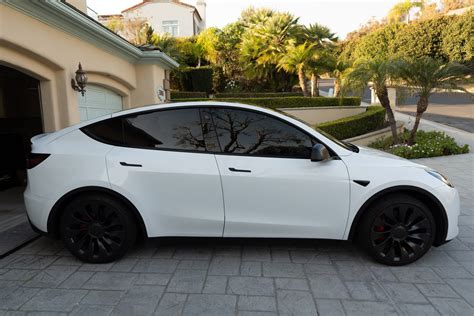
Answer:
[328,58,350,97]
[278,42,315,96]
[344,59,399,143]
[395,57,468,145]
[307,49,333,97]
[387,0,423,23]
[304,23,338,97]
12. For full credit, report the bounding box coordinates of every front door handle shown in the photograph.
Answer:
[229,167,251,173]
[120,162,142,167]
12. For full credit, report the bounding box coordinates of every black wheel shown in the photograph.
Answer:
[60,194,137,263]
[359,194,435,266]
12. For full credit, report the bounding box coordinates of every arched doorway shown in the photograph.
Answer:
[77,84,123,122]
[0,65,43,241]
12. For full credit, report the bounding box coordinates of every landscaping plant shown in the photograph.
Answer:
[394,57,469,145]
[369,130,470,159]
[343,59,399,144]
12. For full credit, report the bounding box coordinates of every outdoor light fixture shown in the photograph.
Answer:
[71,63,88,96]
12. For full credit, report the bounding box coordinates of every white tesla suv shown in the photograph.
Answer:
[24,102,459,265]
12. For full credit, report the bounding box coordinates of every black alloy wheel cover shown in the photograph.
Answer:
[370,203,432,263]
[62,199,126,261]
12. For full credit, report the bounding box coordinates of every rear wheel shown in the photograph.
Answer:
[60,193,136,263]
[359,194,435,266]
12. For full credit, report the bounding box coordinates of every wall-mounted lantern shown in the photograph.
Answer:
[71,63,88,96]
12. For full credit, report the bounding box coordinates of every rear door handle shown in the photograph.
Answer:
[229,167,251,173]
[120,162,142,167]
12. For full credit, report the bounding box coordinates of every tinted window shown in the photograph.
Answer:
[122,108,206,151]
[82,118,123,144]
[209,108,314,158]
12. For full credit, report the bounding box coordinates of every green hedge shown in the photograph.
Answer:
[170,91,207,99]
[172,96,361,108]
[177,67,213,93]
[317,106,386,140]
[214,92,303,98]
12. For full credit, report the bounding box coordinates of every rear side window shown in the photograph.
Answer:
[82,117,123,145]
[82,108,206,152]
[122,108,206,151]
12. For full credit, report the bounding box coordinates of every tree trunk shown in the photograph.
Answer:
[298,67,309,97]
[376,86,398,144]
[334,79,341,97]
[310,73,319,97]
[408,95,429,145]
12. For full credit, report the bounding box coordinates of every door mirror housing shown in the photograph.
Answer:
[311,144,330,162]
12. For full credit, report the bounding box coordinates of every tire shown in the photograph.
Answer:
[359,194,435,266]
[60,193,137,263]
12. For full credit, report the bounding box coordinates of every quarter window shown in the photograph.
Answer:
[209,108,314,158]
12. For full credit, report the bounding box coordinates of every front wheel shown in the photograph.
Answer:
[359,194,435,266]
[60,194,137,263]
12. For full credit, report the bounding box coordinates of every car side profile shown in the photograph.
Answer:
[24,102,459,266]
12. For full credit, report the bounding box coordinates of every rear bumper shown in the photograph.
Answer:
[24,186,54,234]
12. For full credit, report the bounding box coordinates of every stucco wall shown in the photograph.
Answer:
[124,2,203,37]
[0,4,168,132]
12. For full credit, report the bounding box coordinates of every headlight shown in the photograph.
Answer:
[425,169,454,188]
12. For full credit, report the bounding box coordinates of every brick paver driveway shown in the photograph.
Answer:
[1,154,473,315]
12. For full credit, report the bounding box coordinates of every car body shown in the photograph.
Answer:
[24,102,459,265]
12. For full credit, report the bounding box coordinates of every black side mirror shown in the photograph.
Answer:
[311,144,330,162]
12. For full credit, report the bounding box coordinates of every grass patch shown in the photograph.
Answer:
[369,130,470,159]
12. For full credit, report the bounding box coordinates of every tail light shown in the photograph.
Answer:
[26,153,50,169]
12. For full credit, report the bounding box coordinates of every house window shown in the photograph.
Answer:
[162,20,179,36]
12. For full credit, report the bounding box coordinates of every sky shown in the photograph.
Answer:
[87,0,402,39]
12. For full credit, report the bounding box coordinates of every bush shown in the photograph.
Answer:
[177,66,213,93]
[317,106,386,140]
[170,91,207,99]
[369,130,470,159]
[172,96,361,108]
[342,13,473,63]
[214,92,303,98]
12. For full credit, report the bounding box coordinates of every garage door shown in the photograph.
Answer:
[78,85,123,122]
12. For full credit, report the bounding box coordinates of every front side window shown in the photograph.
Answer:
[162,20,179,36]
[208,108,314,158]
[122,108,206,151]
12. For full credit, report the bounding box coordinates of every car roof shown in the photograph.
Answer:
[110,101,278,118]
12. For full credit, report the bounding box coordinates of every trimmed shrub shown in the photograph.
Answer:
[170,91,207,99]
[214,92,303,98]
[177,66,213,93]
[171,96,361,108]
[317,106,386,140]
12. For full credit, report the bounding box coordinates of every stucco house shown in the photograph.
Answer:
[99,0,207,37]
[0,0,178,188]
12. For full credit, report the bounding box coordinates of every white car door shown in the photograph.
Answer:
[104,107,224,237]
[203,107,350,239]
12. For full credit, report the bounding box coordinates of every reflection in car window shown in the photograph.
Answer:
[122,108,206,151]
[209,108,314,158]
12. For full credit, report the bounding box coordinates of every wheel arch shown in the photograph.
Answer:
[47,186,148,240]
[348,185,448,246]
